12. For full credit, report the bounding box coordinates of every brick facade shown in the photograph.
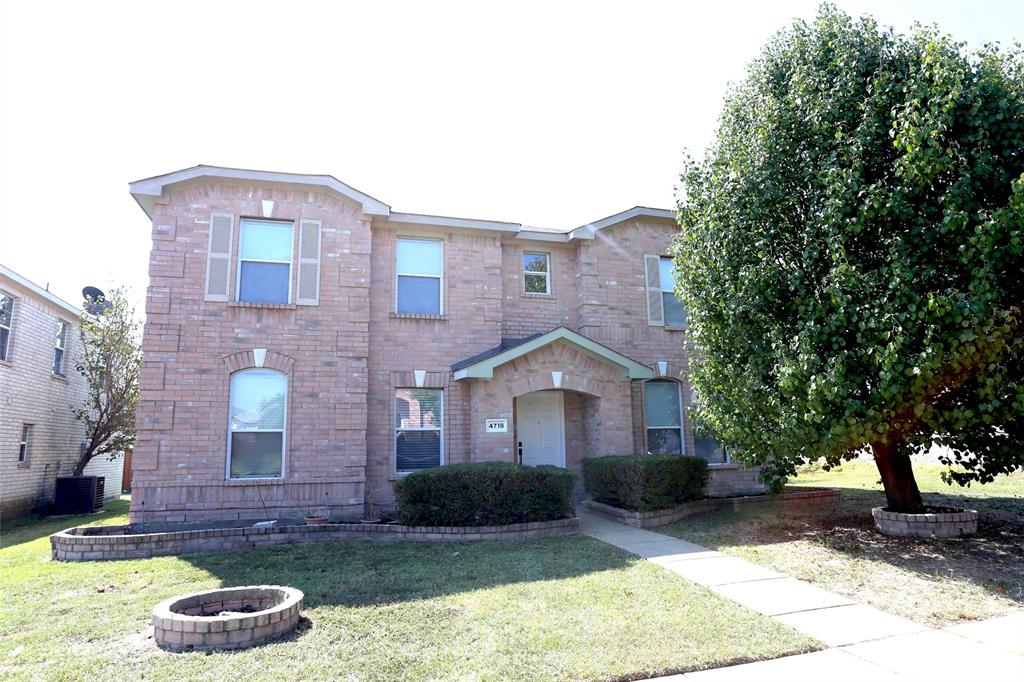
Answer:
[0,267,123,518]
[129,166,751,524]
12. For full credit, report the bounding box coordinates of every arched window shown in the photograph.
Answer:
[644,379,683,455]
[228,369,287,479]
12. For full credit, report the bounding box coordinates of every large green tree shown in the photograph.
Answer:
[675,5,1023,513]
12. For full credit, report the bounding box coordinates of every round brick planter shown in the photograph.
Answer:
[872,507,978,538]
[153,585,303,652]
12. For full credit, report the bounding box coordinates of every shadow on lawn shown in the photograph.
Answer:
[688,486,1024,605]
[182,534,635,609]
[0,498,130,550]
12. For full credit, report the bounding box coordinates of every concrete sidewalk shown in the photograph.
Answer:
[579,510,1024,681]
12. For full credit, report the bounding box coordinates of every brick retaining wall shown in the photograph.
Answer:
[50,517,580,561]
[582,488,841,529]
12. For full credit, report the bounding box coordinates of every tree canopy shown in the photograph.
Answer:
[675,5,1023,512]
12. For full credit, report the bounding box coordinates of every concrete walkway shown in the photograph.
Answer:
[579,510,1024,681]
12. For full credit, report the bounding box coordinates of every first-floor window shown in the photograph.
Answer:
[694,433,729,464]
[228,369,287,478]
[395,388,442,473]
[0,291,13,362]
[644,379,683,455]
[18,424,32,463]
[52,320,68,376]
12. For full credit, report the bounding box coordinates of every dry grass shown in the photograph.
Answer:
[660,461,1024,626]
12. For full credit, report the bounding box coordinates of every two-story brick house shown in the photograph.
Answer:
[0,265,123,518]
[128,165,761,525]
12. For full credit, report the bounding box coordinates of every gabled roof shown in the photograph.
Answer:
[0,263,80,316]
[128,165,391,219]
[451,326,654,380]
[128,165,675,242]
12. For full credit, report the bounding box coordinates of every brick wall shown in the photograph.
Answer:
[132,178,704,521]
[0,273,123,518]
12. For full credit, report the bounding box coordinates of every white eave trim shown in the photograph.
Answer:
[0,264,81,316]
[386,212,523,235]
[128,165,391,219]
[570,206,676,240]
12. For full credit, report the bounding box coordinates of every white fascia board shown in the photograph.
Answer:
[386,212,523,234]
[128,165,392,219]
[569,206,676,240]
[513,230,571,243]
[0,264,81,316]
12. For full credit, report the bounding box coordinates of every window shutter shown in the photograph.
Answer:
[296,219,322,305]
[204,213,234,301]
[644,254,664,326]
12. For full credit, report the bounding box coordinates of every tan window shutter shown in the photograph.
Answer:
[644,254,664,326]
[204,213,234,301]
[296,219,322,305]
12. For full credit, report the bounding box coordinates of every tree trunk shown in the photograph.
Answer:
[72,451,93,477]
[872,440,925,513]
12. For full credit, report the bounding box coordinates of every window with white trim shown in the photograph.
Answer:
[228,369,287,479]
[644,379,683,455]
[18,424,32,463]
[395,388,443,473]
[396,238,442,315]
[238,219,293,304]
[523,252,550,294]
[52,320,68,376]
[659,257,687,328]
[689,388,729,464]
[0,291,13,361]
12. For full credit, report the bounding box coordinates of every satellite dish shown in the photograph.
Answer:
[82,286,112,315]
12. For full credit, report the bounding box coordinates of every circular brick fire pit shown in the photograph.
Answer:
[153,585,303,652]
[872,507,978,538]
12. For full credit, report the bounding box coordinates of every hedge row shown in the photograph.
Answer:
[582,455,709,511]
[394,462,575,527]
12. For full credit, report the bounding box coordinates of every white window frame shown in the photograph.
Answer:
[0,290,13,362]
[395,237,444,315]
[226,369,288,481]
[394,388,444,475]
[53,320,68,376]
[18,424,31,463]
[522,251,551,295]
[688,387,730,464]
[236,218,294,304]
[660,256,686,328]
[644,379,686,455]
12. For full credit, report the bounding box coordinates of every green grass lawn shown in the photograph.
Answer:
[660,461,1024,627]
[0,500,818,681]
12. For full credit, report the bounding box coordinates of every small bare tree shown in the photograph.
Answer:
[71,287,141,476]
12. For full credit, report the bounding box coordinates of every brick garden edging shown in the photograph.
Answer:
[581,488,841,529]
[50,517,580,561]
[872,507,978,537]
[153,585,303,652]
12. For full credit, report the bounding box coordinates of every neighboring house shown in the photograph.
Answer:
[128,165,763,525]
[0,265,123,518]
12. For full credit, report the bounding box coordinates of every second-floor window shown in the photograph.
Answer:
[238,219,293,304]
[523,252,550,294]
[53,320,67,376]
[659,257,687,328]
[396,238,442,315]
[0,291,12,362]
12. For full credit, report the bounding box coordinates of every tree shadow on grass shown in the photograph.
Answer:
[181,534,636,609]
[0,498,129,550]
[678,486,1024,607]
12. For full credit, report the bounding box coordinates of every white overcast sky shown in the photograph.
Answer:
[1,0,1021,313]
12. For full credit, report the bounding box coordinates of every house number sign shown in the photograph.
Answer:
[485,418,508,433]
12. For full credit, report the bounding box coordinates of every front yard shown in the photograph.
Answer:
[660,461,1024,627]
[0,501,818,681]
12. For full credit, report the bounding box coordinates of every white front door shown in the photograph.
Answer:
[516,391,565,467]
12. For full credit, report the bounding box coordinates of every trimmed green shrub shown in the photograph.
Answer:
[582,455,709,512]
[394,462,575,527]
